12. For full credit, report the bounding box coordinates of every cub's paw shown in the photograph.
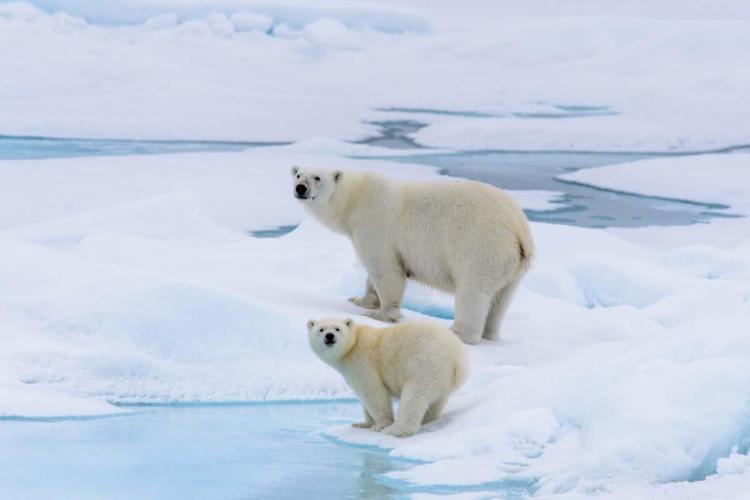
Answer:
[381,424,417,438]
[348,297,379,310]
[352,421,374,429]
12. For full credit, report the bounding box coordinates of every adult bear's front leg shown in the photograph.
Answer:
[348,278,380,310]
[367,268,405,323]
[352,239,405,323]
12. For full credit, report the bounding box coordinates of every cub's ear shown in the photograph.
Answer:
[344,318,353,328]
[291,166,299,177]
[333,171,342,183]
[307,319,315,330]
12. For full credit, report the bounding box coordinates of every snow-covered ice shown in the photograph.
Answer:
[1,144,748,498]
[1,0,750,151]
[2,0,750,498]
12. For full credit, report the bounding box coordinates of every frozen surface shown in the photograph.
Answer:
[1,1,749,151]
[0,145,748,499]
[2,1,750,498]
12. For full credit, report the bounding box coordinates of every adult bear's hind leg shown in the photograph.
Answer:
[482,277,520,340]
[451,282,494,345]
[348,278,380,310]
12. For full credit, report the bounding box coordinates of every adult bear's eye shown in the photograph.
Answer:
[319,327,324,333]
[335,327,340,332]
[314,176,321,182]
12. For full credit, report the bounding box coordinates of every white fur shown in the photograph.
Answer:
[307,318,468,437]
[292,167,534,344]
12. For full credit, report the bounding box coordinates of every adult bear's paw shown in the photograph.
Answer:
[348,296,379,310]
[369,308,402,323]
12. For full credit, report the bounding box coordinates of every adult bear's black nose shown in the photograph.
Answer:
[296,184,308,196]
[324,332,335,344]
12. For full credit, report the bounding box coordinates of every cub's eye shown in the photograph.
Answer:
[314,176,321,182]
[296,174,301,179]
[335,327,340,332]
[319,327,324,333]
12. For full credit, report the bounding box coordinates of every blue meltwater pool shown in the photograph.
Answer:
[0,402,421,499]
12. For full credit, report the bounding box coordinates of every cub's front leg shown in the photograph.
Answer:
[351,376,394,432]
[352,406,375,429]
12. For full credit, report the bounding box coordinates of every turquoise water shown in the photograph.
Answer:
[0,135,285,160]
[0,403,416,500]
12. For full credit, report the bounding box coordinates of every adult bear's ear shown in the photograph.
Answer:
[291,166,299,177]
[307,319,315,330]
[344,318,353,328]
[333,171,342,183]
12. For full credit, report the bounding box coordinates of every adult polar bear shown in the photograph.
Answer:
[292,167,534,344]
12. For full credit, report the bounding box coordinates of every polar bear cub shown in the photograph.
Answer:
[308,318,468,437]
[292,167,534,344]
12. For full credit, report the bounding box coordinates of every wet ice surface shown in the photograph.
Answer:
[248,224,300,238]
[385,149,739,228]
[0,403,416,500]
[359,117,741,228]
[375,103,619,119]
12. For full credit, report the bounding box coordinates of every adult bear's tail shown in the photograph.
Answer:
[517,223,535,273]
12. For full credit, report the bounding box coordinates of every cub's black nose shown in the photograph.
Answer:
[295,184,308,196]
[324,332,335,344]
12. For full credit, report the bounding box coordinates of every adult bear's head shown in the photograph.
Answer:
[291,166,342,205]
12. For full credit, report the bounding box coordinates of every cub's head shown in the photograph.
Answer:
[291,166,342,205]
[307,317,355,363]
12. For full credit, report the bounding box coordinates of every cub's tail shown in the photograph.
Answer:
[452,351,470,391]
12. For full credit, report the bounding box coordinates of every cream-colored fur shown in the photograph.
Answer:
[292,167,534,344]
[307,318,468,437]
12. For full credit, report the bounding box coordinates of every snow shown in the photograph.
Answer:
[20,0,430,32]
[2,1,750,498]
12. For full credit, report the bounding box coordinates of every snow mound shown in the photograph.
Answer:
[23,0,430,33]
[13,191,239,247]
